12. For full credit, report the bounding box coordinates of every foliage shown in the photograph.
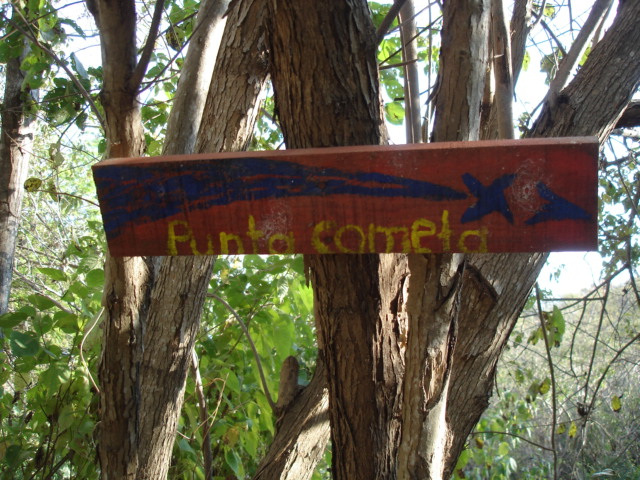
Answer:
[1,0,639,479]
[455,141,640,479]
[169,254,317,479]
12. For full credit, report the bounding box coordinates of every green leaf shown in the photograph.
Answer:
[85,269,105,288]
[273,320,294,359]
[177,438,196,455]
[242,427,259,458]
[224,448,244,478]
[3,444,24,469]
[58,403,76,431]
[498,441,509,456]
[24,177,43,192]
[454,447,470,470]
[549,306,565,347]
[28,293,57,310]
[557,423,566,434]
[611,395,622,412]
[0,306,35,328]
[37,267,67,281]
[538,377,551,395]
[10,331,40,357]
[223,369,241,394]
[522,50,530,71]
[39,363,71,392]
[54,311,80,334]
[384,101,405,125]
[568,421,577,438]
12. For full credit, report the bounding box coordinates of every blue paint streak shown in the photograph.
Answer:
[94,157,468,239]
[525,182,591,225]
[460,173,516,224]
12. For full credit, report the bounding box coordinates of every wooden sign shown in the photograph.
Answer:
[92,137,598,256]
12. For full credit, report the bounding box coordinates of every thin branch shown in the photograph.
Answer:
[207,292,278,412]
[42,450,74,480]
[80,307,103,395]
[540,20,567,57]
[545,0,614,106]
[491,0,514,139]
[583,282,610,405]
[30,189,100,208]
[378,17,442,66]
[378,58,419,71]
[471,430,553,452]
[530,0,547,29]
[587,329,640,418]
[399,0,421,143]
[191,350,213,479]
[535,284,558,480]
[1,11,106,131]
[375,0,408,44]
[137,7,208,94]
[11,270,75,315]
[129,0,166,91]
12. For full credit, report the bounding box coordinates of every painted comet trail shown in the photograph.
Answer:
[92,137,599,256]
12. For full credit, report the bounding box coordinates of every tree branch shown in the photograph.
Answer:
[253,359,329,480]
[545,0,614,107]
[540,19,567,57]
[207,292,277,412]
[510,0,533,86]
[471,430,553,452]
[1,12,106,131]
[491,0,514,139]
[399,0,421,142]
[615,100,640,129]
[190,350,213,480]
[375,0,408,44]
[531,0,640,141]
[535,284,559,480]
[129,0,166,91]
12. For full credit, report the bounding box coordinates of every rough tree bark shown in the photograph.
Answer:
[266,1,640,479]
[267,2,405,480]
[90,0,640,477]
[0,8,37,314]
[90,0,269,477]
[253,360,330,480]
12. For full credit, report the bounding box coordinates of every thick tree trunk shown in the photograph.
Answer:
[89,0,157,476]
[91,0,640,477]
[266,1,640,480]
[253,360,330,480]
[92,0,269,477]
[0,18,36,314]
[267,1,402,479]
[444,0,640,476]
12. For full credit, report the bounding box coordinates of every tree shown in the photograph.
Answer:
[267,1,640,479]
[92,0,640,478]
[2,0,639,479]
[87,0,270,476]
[0,4,37,314]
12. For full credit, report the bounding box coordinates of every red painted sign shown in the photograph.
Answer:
[92,137,598,256]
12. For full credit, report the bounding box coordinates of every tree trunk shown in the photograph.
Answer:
[253,359,330,480]
[0,11,37,314]
[92,0,269,477]
[267,1,404,478]
[266,1,640,479]
[91,0,640,477]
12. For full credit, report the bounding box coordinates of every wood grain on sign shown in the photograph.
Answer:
[92,137,599,256]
